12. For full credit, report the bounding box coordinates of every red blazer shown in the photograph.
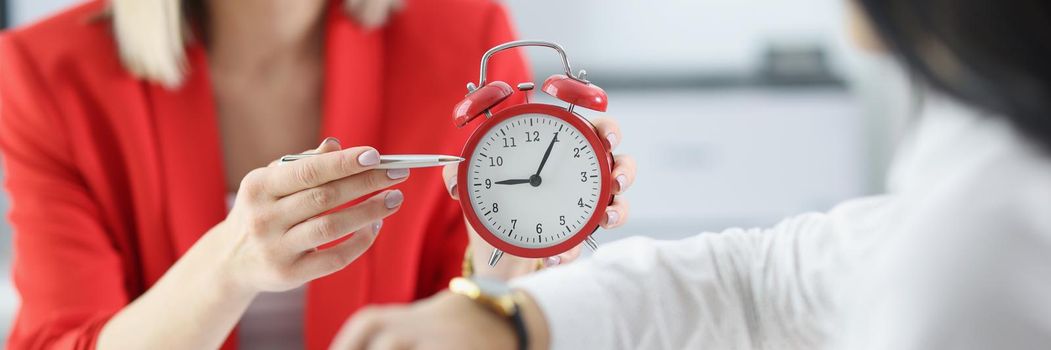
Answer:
[0,1,529,348]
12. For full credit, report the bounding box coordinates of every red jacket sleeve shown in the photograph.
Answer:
[425,2,532,295]
[1,32,128,350]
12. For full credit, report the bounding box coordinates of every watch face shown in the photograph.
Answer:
[466,113,602,249]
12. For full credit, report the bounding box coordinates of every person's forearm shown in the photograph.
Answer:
[515,290,551,350]
[97,225,257,349]
[511,234,762,349]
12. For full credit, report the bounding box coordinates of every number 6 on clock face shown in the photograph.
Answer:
[458,103,613,258]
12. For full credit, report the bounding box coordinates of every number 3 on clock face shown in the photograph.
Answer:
[460,105,611,258]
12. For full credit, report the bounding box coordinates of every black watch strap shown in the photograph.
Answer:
[509,303,529,350]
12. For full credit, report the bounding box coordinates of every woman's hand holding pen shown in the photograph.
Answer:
[216,137,409,293]
[100,138,408,350]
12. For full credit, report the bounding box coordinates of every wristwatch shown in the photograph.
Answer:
[449,277,529,350]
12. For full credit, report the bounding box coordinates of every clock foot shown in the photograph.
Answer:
[488,249,504,267]
[584,236,599,251]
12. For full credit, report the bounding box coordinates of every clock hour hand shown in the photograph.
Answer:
[534,132,560,176]
[494,179,531,185]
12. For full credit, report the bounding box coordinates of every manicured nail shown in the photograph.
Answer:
[372,220,383,233]
[386,168,409,179]
[358,149,380,166]
[606,133,619,149]
[544,256,561,267]
[615,174,628,191]
[384,190,404,209]
[321,137,341,147]
[606,210,620,226]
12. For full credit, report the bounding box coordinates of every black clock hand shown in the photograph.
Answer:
[534,132,559,176]
[494,179,531,185]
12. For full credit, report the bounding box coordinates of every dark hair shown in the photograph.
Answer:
[856,0,1051,153]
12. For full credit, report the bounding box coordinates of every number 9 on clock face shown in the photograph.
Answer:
[460,106,611,257]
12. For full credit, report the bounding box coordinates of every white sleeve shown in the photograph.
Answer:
[511,197,890,350]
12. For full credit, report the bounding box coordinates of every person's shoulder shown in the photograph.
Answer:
[381,0,523,86]
[387,0,513,48]
[929,136,1051,239]
[397,0,507,28]
[836,157,1051,348]
[892,109,1051,248]
[878,132,1051,306]
[903,160,1050,266]
[834,145,1051,347]
[1,1,124,86]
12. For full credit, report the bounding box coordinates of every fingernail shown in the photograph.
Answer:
[386,168,409,179]
[321,137,341,148]
[372,220,383,233]
[358,149,380,166]
[606,210,620,226]
[544,256,561,267]
[616,174,628,191]
[384,190,404,209]
[606,132,619,149]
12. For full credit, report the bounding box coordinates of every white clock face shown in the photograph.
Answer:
[467,113,603,249]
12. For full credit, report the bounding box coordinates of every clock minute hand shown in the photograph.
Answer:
[534,132,559,176]
[494,179,531,185]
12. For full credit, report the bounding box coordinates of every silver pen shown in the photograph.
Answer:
[279,153,464,169]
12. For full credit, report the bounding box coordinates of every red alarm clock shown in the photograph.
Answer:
[452,40,613,266]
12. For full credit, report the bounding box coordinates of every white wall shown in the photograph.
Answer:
[10,0,75,26]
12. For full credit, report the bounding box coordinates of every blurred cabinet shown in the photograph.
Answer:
[575,88,868,241]
[503,0,851,81]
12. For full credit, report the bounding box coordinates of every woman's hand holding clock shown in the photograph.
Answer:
[442,115,635,278]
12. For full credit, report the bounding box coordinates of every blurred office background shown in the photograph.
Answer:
[0,0,914,343]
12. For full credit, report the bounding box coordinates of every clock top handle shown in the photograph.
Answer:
[454,41,608,127]
[480,40,607,112]
[477,40,574,86]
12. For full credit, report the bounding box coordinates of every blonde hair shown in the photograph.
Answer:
[110,0,402,88]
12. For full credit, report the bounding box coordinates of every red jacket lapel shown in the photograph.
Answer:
[321,6,385,149]
[148,44,228,258]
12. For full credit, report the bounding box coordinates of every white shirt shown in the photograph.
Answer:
[513,95,1051,349]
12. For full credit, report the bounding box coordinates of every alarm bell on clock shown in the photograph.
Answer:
[452,40,615,266]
